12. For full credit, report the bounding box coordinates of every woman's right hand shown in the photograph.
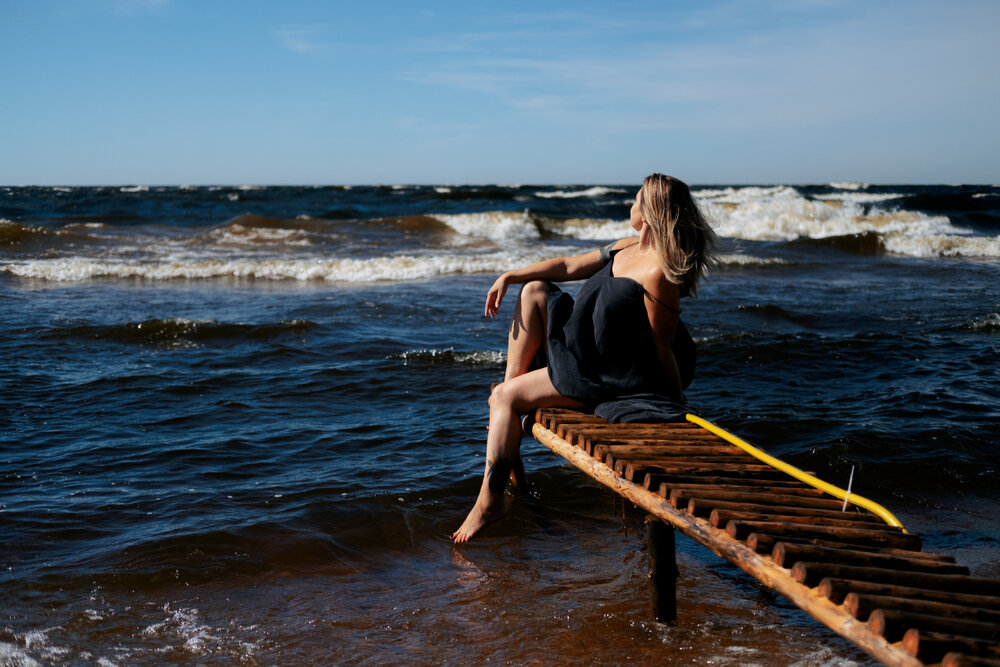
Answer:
[485,273,509,318]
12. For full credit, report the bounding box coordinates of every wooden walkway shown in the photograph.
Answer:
[529,408,1000,667]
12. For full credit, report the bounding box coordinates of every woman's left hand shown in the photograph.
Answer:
[485,274,509,318]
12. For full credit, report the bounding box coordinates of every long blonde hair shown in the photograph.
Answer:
[639,173,717,297]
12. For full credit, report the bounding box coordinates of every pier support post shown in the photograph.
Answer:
[646,515,678,622]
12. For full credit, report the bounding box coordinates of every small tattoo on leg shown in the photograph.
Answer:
[487,456,514,495]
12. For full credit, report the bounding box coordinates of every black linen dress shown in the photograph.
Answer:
[535,248,696,407]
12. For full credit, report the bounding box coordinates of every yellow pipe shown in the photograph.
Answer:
[685,414,906,532]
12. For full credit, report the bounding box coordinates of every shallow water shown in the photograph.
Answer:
[2,184,999,664]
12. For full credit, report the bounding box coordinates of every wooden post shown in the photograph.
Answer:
[646,515,678,623]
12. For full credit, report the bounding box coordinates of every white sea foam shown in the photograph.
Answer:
[812,192,904,203]
[829,182,869,190]
[549,217,631,240]
[205,224,312,246]
[968,312,1000,331]
[698,186,989,258]
[397,348,505,366]
[717,253,789,266]
[119,185,148,193]
[1,247,556,283]
[433,211,540,241]
[535,186,625,199]
[883,233,1000,257]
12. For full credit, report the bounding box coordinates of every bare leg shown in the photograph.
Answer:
[504,281,549,381]
[452,368,584,543]
[496,281,549,488]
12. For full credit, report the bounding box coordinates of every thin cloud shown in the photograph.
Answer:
[274,27,328,56]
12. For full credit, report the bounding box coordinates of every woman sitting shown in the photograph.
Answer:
[452,174,717,543]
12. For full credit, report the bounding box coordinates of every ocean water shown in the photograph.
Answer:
[2,183,999,665]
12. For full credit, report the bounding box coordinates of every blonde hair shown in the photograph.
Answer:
[639,173,717,297]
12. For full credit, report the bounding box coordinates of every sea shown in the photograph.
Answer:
[2,182,998,665]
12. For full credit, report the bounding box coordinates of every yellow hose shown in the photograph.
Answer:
[685,414,906,532]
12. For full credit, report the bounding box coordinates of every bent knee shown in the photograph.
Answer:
[518,280,549,303]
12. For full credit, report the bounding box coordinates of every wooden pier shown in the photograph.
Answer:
[529,408,1000,666]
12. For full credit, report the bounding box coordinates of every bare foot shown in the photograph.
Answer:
[451,497,506,543]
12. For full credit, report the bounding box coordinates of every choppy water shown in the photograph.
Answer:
[2,183,999,664]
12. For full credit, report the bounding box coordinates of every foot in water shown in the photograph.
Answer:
[451,495,506,543]
[452,454,514,543]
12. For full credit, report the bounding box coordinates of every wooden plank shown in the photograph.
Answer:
[530,421,921,666]
[672,489,856,512]
[592,443,745,460]
[869,608,1000,643]
[845,593,1000,623]
[652,476,820,493]
[795,564,1000,592]
[941,651,1000,667]
[772,543,967,573]
[694,499,883,523]
[819,578,1000,607]
[734,524,919,551]
[621,460,776,480]
[902,630,1000,664]
[710,509,897,531]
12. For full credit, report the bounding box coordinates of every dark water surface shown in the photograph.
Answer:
[2,184,999,664]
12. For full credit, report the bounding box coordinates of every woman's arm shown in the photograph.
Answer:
[484,246,609,318]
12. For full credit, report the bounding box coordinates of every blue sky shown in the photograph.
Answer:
[2,0,998,185]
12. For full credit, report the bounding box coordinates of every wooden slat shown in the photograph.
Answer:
[819,578,1000,607]
[902,630,1000,664]
[672,488,858,512]
[869,608,1000,643]
[846,593,1000,623]
[795,565,1000,592]
[529,419,922,666]
[735,525,919,551]
[531,409,1000,665]
[643,473,826,498]
[696,499,884,523]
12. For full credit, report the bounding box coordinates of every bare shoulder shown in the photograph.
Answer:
[613,236,640,250]
[641,263,681,314]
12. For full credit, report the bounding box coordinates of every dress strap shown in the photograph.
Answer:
[643,289,681,315]
[599,240,638,265]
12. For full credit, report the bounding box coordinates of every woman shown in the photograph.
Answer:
[452,174,716,543]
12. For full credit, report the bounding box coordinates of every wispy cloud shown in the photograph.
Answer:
[274,27,328,56]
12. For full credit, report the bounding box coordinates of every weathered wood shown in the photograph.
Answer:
[796,564,1000,592]
[773,543,969,574]
[621,460,776,482]
[711,509,885,531]
[735,524,918,551]
[845,592,1000,623]
[561,424,714,447]
[612,453,755,467]
[582,432,726,450]
[747,532,779,555]
[593,443,745,460]
[671,488,852,512]
[819,578,1000,607]
[942,652,1000,667]
[869,608,1000,643]
[902,629,1000,664]
[649,474,811,491]
[696,499,882,523]
[534,411,1000,665]
[646,516,678,623]
[530,421,922,666]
